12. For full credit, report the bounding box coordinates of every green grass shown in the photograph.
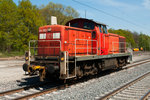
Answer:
[0,51,24,58]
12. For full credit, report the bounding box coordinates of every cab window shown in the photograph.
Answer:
[101,25,107,34]
[98,25,102,33]
[71,22,78,28]
[83,22,94,30]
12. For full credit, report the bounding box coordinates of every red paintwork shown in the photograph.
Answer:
[119,36,126,53]
[108,33,119,54]
[37,18,126,56]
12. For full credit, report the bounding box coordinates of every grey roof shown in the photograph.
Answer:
[94,20,107,26]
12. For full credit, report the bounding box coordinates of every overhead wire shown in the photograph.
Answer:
[71,0,148,31]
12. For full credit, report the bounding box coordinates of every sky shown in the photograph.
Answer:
[13,0,150,35]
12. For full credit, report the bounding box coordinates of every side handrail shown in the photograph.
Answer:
[75,39,98,57]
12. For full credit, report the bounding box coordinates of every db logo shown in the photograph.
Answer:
[47,34,53,39]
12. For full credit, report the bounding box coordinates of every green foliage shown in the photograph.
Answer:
[18,0,45,35]
[108,28,136,47]
[0,0,45,53]
[39,2,79,25]
[0,0,79,56]
[0,0,18,52]
[138,33,150,51]
[108,28,150,51]
[0,51,24,57]
[16,0,45,51]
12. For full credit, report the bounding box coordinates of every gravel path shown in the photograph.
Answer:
[0,60,40,92]
[0,60,24,68]
[132,51,150,62]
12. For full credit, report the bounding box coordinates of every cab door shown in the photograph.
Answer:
[98,25,109,55]
[102,25,109,55]
[92,31,97,54]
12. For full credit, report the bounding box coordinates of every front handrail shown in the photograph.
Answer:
[29,40,61,57]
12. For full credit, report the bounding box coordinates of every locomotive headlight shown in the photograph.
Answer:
[25,51,29,61]
[25,57,29,61]
[60,57,64,61]
[60,52,64,62]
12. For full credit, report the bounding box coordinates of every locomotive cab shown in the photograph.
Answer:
[66,18,109,55]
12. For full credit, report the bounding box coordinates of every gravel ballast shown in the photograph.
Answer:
[33,62,150,100]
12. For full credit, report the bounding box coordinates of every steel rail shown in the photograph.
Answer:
[13,84,68,100]
[132,57,150,63]
[140,90,150,100]
[124,59,150,69]
[99,72,150,100]
[0,81,49,96]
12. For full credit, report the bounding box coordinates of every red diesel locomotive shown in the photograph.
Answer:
[23,18,132,81]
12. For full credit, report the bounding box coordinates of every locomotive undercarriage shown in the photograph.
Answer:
[75,57,127,78]
[23,54,129,81]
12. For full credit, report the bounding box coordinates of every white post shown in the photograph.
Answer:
[87,40,88,55]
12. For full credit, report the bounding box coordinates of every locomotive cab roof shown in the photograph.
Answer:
[65,18,107,30]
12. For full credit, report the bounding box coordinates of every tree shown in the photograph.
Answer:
[108,28,136,48]
[39,2,79,25]
[14,0,45,51]
[0,0,18,52]
[0,0,79,53]
[18,0,45,35]
[138,33,150,51]
[132,31,139,46]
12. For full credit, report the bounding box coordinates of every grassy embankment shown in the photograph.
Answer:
[0,51,24,58]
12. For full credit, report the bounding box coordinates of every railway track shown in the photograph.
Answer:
[124,58,150,69]
[1,59,150,100]
[0,81,57,100]
[13,84,68,100]
[0,81,69,100]
[99,72,150,100]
